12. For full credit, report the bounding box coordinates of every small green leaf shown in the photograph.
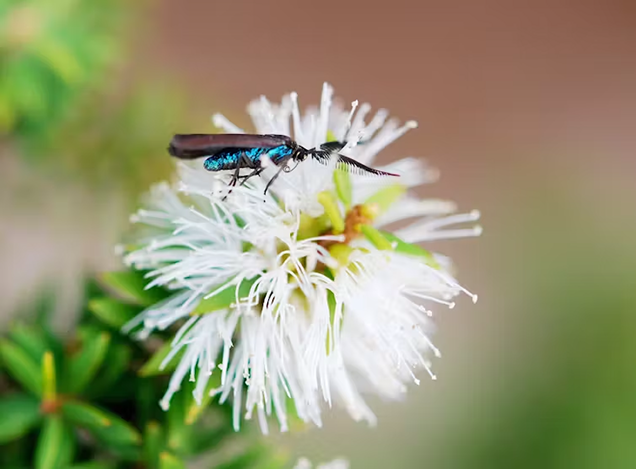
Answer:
[380,231,441,269]
[0,394,41,444]
[99,271,168,307]
[88,297,142,329]
[0,339,42,395]
[334,169,352,210]
[317,191,345,233]
[42,351,56,402]
[64,329,111,394]
[143,421,164,469]
[159,452,186,469]
[364,183,407,218]
[360,225,393,251]
[62,400,112,428]
[62,401,141,447]
[139,342,184,377]
[192,277,258,315]
[35,416,75,469]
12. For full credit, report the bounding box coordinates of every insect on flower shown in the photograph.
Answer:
[167,133,399,194]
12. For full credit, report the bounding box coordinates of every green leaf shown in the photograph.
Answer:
[0,394,42,444]
[8,324,50,363]
[88,297,142,329]
[64,328,111,394]
[159,452,186,469]
[192,277,258,315]
[35,416,75,469]
[0,339,42,395]
[363,183,407,218]
[143,421,164,469]
[99,271,168,307]
[380,231,441,269]
[360,225,393,251]
[62,401,141,447]
[139,342,184,377]
[334,168,352,210]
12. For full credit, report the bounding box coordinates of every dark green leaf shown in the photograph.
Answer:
[88,297,142,329]
[143,421,164,469]
[0,339,42,395]
[135,378,158,430]
[67,462,118,469]
[62,400,141,447]
[86,341,132,399]
[63,328,111,394]
[99,270,168,307]
[34,416,75,469]
[0,394,42,444]
[166,381,193,454]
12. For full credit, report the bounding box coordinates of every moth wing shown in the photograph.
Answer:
[169,134,293,159]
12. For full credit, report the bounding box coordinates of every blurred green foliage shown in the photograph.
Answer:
[0,274,289,468]
[0,0,126,137]
[1,0,192,198]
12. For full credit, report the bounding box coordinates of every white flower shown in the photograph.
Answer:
[122,83,480,433]
[293,457,350,469]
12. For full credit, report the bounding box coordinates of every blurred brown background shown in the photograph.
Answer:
[2,0,636,467]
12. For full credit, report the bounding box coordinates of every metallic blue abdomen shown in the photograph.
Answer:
[204,145,293,172]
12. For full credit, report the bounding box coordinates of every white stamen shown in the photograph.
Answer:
[212,113,244,133]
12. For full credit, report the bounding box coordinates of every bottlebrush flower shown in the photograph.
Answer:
[293,457,349,469]
[122,83,480,433]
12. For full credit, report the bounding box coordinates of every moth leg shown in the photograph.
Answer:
[223,153,249,200]
[263,155,297,195]
[228,156,245,187]
[238,167,264,186]
[263,165,286,195]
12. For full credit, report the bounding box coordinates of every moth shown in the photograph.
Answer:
[168,133,398,194]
